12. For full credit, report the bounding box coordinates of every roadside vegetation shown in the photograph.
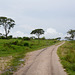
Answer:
[0,38,59,75]
[57,41,75,75]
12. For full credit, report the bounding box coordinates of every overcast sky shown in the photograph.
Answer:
[0,0,75,39]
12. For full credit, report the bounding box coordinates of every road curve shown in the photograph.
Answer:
[14,42,67,75]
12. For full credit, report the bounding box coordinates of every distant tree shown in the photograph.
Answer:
[7,35,13,39]
[65,37,71,40]
[0,17,15,38]
[67,29,75,40]
[30,36,35,39]
[56,37,61,41]
[23,37,30,40]
[30,29,44,39]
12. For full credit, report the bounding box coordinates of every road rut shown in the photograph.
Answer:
[14,42,67,75]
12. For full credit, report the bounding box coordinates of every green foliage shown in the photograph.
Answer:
[17,37,22,39]
[67,29,75,40]
[0,16,15,38]
[0,36,6,39]
[24,42,29,46]
[23,37,30,40]
[11,40,18,45]
[56,37,61,40]
[0,39,59,74]
[7,35,13,39]
[30,29,44,39]
[57,41,75,75]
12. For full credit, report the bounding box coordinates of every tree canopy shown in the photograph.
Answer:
[67,29,75,40]
[30,29,44,39]
[0,17,15,38]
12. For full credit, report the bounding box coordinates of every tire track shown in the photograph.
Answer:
[14,42,67,75]
[22,47,48,75]
[50,46,56,75]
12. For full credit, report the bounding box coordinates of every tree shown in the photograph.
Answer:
[67,29,75,40]
[56,37,61,41]
[30,29,44,39]
[65,37,71,40]
[0,17,15,38]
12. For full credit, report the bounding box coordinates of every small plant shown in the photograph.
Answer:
[24,42,29,46]
[12,40,18,45]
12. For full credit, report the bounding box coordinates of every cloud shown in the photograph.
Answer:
[10,28,63,39]
[10,31,32,37]
[44,28,63,39]
[9,31,24,37]
[0,0,75,39]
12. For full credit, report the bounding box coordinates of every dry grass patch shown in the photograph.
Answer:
[0,56,12,74]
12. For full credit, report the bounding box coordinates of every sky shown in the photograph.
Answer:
[0,0,75,39]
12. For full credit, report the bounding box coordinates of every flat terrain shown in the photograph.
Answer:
[14,42,67,75]
[0,39,59,74]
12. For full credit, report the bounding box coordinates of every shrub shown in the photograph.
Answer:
[23,37,30,40]
[12,40,18,45]
[7,35,13,39]
[0,36,6,39]
[24,42,29,46]
[17,37,22,39]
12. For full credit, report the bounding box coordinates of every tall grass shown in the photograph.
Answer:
[57,41,75,75]
[0,39,59,75]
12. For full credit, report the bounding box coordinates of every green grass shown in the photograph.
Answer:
[0,39,59,75]
[57,41,75,75]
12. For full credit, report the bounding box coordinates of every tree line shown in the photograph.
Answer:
[0,16,75,40]
[0,16,45,39]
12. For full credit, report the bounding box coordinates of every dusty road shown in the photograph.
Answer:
[14,42,67,75]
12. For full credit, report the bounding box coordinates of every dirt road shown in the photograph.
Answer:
[14,42,67,75]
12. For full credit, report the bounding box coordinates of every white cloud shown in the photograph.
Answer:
[0,0,75,39]
[44,28,63,39]
[10,31,32,37]
[10,31,24,37]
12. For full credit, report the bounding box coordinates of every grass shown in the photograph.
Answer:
[0,39,59,75]
[57,41,75,75]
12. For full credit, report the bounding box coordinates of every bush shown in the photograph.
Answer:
[23,37,30,40]
[7,35,13,39]
[24,42,29,46]
[12,40,18,45]
[17,37,22,39]
[0,36,6,39]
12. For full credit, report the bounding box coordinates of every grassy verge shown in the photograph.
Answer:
[0,39,59,75]
[57,41,75,75]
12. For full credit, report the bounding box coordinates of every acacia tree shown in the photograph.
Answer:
[67,29,75,40]
[0,17,15,38]
[56,37,61,41]
[30,29,44,39]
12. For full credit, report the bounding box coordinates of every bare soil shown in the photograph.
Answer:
[0,56,12,74]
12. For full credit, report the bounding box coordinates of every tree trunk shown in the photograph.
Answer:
[5,33,7,39]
